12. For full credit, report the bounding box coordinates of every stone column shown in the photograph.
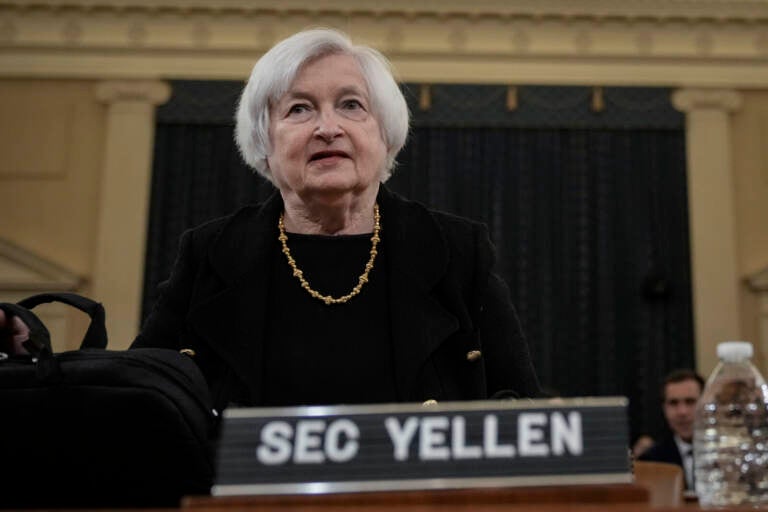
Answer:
[94,80,171,349]
[672,88,743,375]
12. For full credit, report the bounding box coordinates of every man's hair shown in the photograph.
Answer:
[660,368,705,402]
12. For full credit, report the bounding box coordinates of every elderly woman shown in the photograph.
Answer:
[4,28,540,410]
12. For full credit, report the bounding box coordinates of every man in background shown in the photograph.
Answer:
[638,369,705,490]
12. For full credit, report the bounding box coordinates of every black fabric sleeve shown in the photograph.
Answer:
[132,229,198,350]
[480,271,542,399]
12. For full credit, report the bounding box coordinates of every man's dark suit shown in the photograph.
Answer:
[133,186,541,410]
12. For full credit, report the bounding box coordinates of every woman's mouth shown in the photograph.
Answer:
[309,150,350,163]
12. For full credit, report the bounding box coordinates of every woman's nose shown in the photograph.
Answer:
[314,109,343,141]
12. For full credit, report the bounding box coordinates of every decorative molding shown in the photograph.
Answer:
[3,1,768,21]
[1,1,768,85]
[671,88,743,112]
[95,79,171,104]
[0,238,82,291]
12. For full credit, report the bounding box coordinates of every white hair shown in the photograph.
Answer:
[235,28,410,184]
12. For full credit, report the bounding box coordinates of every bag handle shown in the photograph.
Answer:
[17,292,108,350]
[0,302,52,357]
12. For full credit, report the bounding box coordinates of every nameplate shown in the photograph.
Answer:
[213,397,630,496]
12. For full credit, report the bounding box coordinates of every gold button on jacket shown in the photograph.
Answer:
[466,350,482,362]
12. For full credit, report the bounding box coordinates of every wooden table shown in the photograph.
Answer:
[184,484,652,511]
[183,484,757,511]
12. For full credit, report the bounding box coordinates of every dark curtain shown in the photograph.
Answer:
[144,82,694,441]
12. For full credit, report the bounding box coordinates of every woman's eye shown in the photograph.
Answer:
[341,99,363,110]
[288,104,310,115]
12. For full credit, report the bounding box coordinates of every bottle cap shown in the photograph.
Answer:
[717,341,753,361]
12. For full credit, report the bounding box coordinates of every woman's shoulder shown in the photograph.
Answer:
[427,208,486,237]
[184,204,263,240]
[183,193,281,244]
[382,186,486,239]
[383,189,493,275]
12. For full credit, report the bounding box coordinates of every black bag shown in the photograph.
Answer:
[0,292,216,508]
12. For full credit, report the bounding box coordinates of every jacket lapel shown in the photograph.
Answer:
[379,187,459,401]
[187,186,459,404]
[189,191,282,404]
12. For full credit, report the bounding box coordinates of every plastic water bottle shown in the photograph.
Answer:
[694,341,768,508]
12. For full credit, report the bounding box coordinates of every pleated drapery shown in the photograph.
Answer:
[145,82,693,441]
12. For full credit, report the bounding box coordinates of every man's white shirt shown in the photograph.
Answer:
[674,435,694,490]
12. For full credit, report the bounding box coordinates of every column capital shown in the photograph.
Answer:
[95,80,171,105]
[672,88,742,113]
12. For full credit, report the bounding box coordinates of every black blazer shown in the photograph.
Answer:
[638,435,684,467]
[133,186,541,410]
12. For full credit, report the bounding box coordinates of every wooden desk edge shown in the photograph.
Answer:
[183,483,649,509]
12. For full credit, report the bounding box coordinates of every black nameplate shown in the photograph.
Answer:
[213,397,630,496]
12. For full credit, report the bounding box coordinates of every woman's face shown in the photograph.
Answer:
[267,53,388,204]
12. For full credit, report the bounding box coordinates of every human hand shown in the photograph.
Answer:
[0,308,31,355]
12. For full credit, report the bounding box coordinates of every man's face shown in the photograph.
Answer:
[662,379,702,442]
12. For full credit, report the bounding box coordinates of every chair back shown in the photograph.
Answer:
[633,460,684,507]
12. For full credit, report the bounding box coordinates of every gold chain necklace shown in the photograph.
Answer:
[278,204,381,305]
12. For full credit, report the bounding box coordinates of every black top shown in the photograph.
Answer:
[133,186,542,409]
[262,232,397,406]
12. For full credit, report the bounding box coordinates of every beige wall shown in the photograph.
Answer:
[0,80,105,348]
[0,80,104,278]
[733,92,768,366]
[1,0,767,376]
